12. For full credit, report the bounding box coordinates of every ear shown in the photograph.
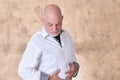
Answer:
[61,16,64,21]
[40,17,44,23]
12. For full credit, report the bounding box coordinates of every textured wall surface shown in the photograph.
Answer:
[0,0,120,80]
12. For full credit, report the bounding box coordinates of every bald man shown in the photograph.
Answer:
[18,4,79,80]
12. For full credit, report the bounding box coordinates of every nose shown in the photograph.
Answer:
[53,25,57,31]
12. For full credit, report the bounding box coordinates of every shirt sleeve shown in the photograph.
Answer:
[18,41,49,80]
[67,31,77,62]
[65,31,80,77]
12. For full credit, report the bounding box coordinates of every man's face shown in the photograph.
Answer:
[43,15,63,37]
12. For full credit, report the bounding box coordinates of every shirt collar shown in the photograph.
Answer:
[40,27,64,39]
[40,27,49,38]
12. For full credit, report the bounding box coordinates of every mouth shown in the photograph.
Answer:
[50,32,60,37]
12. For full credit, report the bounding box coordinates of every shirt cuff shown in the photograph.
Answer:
[72,62,80,77]
[40,72,49,80]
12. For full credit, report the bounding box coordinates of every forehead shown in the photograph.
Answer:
[45,15,62,23]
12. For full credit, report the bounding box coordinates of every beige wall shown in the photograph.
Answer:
[0,0,120,80]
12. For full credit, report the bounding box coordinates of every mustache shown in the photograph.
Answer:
[51,31,59,33]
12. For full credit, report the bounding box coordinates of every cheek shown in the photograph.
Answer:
[58,26,62,30]
[45,26,51,33]
[48,27,53,32]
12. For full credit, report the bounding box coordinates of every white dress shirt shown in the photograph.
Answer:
[18,27,77,80]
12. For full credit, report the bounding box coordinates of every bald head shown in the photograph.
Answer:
[42,4,62,18]
[41,4,63,37]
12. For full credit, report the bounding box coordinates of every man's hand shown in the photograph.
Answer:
[65,63,78,80]
[48,69,61,80]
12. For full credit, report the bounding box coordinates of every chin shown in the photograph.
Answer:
[50,33,59,37]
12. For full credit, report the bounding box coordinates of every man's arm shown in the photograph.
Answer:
[18,42,47,80]
[72,62,80,77]
[65,62,80,80]
[18,41,63,80]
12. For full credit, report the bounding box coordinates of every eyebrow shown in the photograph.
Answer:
[47,21,62,25]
